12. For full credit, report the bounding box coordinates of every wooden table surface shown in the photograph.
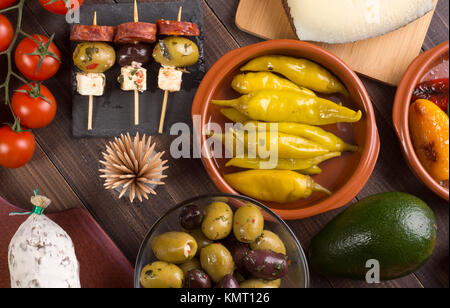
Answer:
[0,0,448,288]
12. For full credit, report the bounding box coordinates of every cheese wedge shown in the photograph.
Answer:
[284,0,434,44]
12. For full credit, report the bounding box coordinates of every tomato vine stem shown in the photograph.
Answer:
[0,4,20,14]
[0,0,26,108]
[0,0,34,131]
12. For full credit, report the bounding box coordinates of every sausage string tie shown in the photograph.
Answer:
[9,190,51,216]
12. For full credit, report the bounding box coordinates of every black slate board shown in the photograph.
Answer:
[71,0,205,138]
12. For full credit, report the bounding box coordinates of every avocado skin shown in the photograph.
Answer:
[309,192,437,281]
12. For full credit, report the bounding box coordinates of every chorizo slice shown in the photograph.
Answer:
[157,20,200,37]
[114,22,157,44]
[70,25,116,42]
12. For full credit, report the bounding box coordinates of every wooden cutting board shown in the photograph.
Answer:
[0,197,134,288]
[235,0,438,85]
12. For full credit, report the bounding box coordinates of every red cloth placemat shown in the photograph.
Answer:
[0,196,134,288]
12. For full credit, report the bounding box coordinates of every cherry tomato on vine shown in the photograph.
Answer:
[0,0,17,10]
[0,14,13,53]
[12,83,57,129]
[15,34,61,81]
[0,125,36,169]
[39,0,84,15]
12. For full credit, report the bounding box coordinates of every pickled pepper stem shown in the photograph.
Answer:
[211,98,241,109]
[312,182,332,196]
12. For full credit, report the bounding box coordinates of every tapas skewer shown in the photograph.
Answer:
[70,12,116,131]
[115,0,156,126]
[154,6,201,133]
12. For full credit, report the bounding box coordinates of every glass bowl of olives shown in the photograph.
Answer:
[135,193,309,288]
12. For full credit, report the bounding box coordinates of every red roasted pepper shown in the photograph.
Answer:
[412,78,449,112]
[85,63,99,70]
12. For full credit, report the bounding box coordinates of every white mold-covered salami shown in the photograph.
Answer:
[8,195,81,288]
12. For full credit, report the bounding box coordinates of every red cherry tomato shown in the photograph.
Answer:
[39,0,84,15]
[12,83,57,129]
[0,14,13,53]
[0,0,17,10]
[15,34,61,81]
[0,125,36,169]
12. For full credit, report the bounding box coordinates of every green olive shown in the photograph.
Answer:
[73,42,116,73]
[190,229,213,255]
[152,231,198,264]
[152,37,199,67]
[140,261,184,288]
[200,244,235,283]
[201,202,233,240]
[179,258,201,278]
[250,230,286,255]
[240,279,281,288]
[233,203,264,243]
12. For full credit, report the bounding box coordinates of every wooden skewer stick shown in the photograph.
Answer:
[158,6,183,134]
[177,5,183,21]
[88,12,98,131]
[134,0,140,126]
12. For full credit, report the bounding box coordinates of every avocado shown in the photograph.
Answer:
[309,192,437,281]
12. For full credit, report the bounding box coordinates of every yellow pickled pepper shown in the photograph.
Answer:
[231,72,317,96]
[240,55,349,96]
[225,152,341,170]
[220,108,251,124]
[224,170,331,203]
[212,90,362,126]
[210,129,330,159]
[244,121,358,152]
[299,165,323,175]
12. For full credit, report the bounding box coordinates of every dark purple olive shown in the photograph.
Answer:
[116,43,152,66]
[186,269,212,288]
[179,204,203,230]
[243,250,288,280]
[215,275,240,288]
[223,237,250,273]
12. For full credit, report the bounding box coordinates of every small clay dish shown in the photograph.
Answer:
[192,40,380,220]
[393,41,449,201]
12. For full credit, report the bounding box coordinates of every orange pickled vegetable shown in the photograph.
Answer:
[409,99,449,182]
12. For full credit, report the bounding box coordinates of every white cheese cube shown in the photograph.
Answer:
[158,66,183,92]
[76,72,105,96]
[119,62,147,92]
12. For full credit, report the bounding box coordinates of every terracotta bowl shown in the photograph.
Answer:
[393,41,449,201]
[192,40,380,220]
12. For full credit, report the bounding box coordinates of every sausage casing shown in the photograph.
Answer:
[157,20,200,37]
[114,22,157,44]
[70,25,116,42]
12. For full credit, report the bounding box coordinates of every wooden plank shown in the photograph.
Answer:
[423,0,449,50]
[235,0,438,86]
[0,137,86,214]
[1,0,446,288]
